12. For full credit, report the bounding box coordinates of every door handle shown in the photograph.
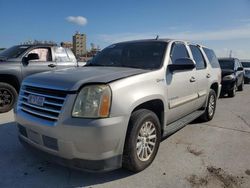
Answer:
[190,77,196,82]
[48,64,56,68]
[206,73,211,78]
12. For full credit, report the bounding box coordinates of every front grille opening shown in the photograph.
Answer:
[19,85,68,123]
[42,135,58,151]
[24,85,67,98]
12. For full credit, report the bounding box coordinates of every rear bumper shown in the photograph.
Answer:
[244,75,250,83]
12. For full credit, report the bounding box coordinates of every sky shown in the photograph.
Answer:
[0,0,250,58]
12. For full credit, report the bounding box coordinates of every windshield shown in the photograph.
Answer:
[218,60,234,70]
[0,45,30,59]
[242,62,250,68]
[88,41,167,69]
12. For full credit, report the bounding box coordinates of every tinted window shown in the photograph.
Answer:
[190,45,206,69]
[242,62,250,68]
[89,42,167,69]
[170,43,189,64]
[203,48,220,68]
[218,60,235,70]
[0,45,30,59]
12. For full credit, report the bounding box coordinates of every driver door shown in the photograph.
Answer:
[21,47,56,80]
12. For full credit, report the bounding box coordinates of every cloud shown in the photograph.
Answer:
[66,16,88,26]
[98,24,250,43]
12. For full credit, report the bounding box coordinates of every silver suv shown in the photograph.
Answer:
[15,39,221,172]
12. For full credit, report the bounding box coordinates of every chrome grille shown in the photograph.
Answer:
[19,85,67,122]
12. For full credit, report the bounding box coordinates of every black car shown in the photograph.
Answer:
[241,60,250,84]
[218,58,244,97]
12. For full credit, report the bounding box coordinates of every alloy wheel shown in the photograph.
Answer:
[136,121,157,162]
[0,88,13,108]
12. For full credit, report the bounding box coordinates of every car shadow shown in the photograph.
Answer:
[0,121,134,188]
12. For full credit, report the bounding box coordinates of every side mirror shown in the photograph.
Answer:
[22,53,39,65]
[237,67,244,71]
[168,58,195,72]
[27,53,39,61]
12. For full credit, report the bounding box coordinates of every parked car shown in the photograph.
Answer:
[218,58,244,97]
[15,39,221,172]
[241,60,250,84]
[0,44,77,113]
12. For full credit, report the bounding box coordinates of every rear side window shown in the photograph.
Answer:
[66,49,77,62]
[170,43,189,64]
[202,47,220,68]
[190,45,206,70]
[54,47,70,62]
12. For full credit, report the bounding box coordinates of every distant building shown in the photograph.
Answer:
[61,42,73,49]
[73,32,87,58]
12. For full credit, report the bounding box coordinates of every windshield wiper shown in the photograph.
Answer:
[85,63,107,67]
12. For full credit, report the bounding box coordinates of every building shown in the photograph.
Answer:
[73,32,87,58]
[60,42,73,49]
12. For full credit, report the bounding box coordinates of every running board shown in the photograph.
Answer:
[162,110,205,138]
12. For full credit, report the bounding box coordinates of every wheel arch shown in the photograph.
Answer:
[0,74,20,92]
[129,98,165,134]
[210,82,219,97]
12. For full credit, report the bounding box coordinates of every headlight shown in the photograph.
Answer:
[223,74,235,81]
[72,85,111,118]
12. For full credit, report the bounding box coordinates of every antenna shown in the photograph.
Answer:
[155,35,159,40]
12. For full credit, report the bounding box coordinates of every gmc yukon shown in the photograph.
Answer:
[15,39,221,172]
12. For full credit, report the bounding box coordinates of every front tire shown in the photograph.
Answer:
[123,109,161,172]
[0,82,18,113]
[200,89,217,122]
[228,83,236,97]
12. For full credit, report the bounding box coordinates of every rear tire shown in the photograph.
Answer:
[0,82,18,113]
[228,83,236,97]
[122,109,161,172]
[200,89,217,122]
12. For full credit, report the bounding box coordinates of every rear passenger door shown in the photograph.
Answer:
[189,45,209,108]
[166,42,199,124]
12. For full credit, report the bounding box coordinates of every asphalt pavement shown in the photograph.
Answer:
[0,86,250,188]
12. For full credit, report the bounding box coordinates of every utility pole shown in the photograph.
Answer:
[229,50,233,58]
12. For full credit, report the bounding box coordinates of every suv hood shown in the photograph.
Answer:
[221,69,234,77]
[23,67,150,91]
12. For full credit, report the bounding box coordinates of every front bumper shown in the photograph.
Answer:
[16,108,129,172]
[221,80,235,93]
[19,135,122,172]
[244,75,250,83]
